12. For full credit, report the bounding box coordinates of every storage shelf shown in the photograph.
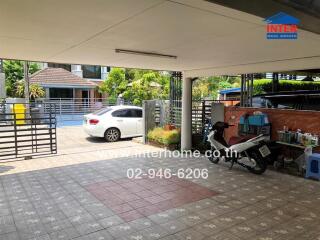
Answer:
[276,141,317,149]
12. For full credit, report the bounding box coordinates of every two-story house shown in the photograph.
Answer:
[30,63,110,101]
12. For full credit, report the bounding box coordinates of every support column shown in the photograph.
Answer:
[181,74,192,151]
[0,59,6,99]
[250,74,254,107]
[240,74,244,107]
[89,89,95,104]
[272,73,279,92]
[45,88,50,99]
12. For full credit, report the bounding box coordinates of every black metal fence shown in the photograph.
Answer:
[0,103,57,160]
[169,72,182,127]
[192,100,238,135]
[33,98,132,124]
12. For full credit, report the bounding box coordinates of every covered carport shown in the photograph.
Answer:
[1,0,320,151]
[1,1,320,239]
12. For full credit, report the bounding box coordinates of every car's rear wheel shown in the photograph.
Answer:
[104,128,120,142]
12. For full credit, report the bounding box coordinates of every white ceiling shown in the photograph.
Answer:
[0,0,319,77]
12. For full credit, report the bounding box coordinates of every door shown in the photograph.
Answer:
[111,109,137,137]
[82,90,89,104]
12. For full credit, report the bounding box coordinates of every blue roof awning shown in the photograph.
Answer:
[219,88,241,94]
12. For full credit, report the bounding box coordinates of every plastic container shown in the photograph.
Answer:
[11,104,26,125]
[240,114,269,126]
[278,130,285,142]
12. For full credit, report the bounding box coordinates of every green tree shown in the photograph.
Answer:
[123,72,158,105]
[192,75,241,100]
[99,68,127,102]
[192,78,211,101]
[122,70,170,105]
[4,60,40,97]
[156,71,170,99]
[99,68,170,105]
[15,80,45,99]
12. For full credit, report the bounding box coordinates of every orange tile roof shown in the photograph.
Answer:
[30,67,96,88]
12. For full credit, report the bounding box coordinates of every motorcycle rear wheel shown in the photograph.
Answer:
[208,148,220,164]
[246,150,267,174]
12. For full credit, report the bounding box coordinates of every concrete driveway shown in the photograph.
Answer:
[0,126,319,240]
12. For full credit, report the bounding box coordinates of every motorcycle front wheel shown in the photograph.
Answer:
[246,150,267,174]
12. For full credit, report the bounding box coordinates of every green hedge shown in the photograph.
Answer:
[147,127,180,145]
[253,79,320,94]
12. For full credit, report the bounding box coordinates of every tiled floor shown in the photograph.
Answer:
[0,127,320,240]
[86,177,218,222]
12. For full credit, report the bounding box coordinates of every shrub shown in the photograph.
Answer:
[253,79,320,95]
[147,127,180,145]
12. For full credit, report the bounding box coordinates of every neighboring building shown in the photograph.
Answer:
[218,88,241,100]
[30,67,104,101]
[34,63,111,100]
[218,88,240,106]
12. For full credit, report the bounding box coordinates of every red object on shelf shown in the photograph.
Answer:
[164,124,176,131]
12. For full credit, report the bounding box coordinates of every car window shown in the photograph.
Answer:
[112,109,143,118]
[92,107,112,116]
[131,109,142,118]
[112,109,131,117]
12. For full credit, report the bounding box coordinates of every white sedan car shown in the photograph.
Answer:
[83,105,143,142]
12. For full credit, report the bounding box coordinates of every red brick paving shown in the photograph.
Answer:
[85,176,218,222]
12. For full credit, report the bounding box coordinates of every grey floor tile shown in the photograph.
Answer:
[99,215,124,228]
[49,227,80,240]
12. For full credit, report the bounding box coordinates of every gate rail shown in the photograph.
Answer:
[37,98,131,122]
[0,103,57,160]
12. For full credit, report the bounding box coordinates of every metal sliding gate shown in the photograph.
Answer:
[0,103,57,160]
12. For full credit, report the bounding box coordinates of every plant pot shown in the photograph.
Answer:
[148,140,178,151]
[164,124,176,131]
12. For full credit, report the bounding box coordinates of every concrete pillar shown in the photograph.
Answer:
[0,73,6,99]
[89,89,95,103]
[74,89,82,102]
[181,74,192,151]
[71,65,83,78]
[45,88,50,99]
